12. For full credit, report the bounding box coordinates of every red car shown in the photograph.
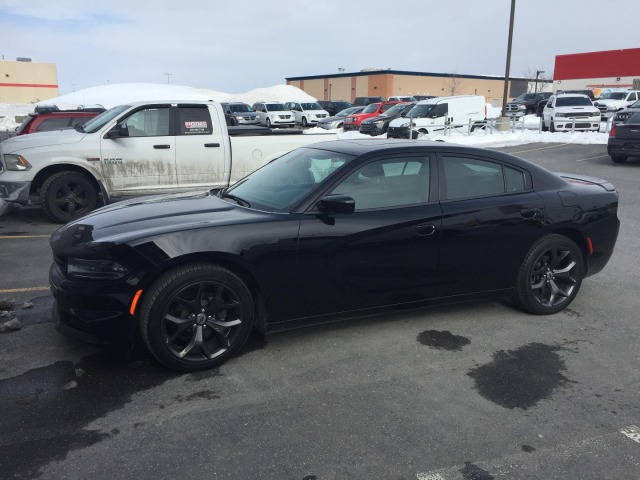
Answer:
[342,101,401,131]
[16,105,105,135]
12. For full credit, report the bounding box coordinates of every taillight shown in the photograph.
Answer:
[609,125,616,137]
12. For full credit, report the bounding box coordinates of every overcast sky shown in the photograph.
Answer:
[1,0,638,95]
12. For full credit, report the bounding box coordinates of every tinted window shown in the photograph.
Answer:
[556,96,592,107]
[443,156,504,200]
[36,117,71,131]
[122,107,171,137]
[331,157,430,211]
[179,107,213,135]
[504,166,526,192]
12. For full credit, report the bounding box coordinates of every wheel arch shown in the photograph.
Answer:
[135,252,267,334]
[546,228,589,269]
[31,164,108,204]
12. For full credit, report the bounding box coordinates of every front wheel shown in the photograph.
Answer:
[139,263,254,372]
[611,155,627,164]
[41,171,98,223]
[550,120,556,133]
[513,234,584,315]
[301,117,308,127]
[265,118,271,128]
[541,119,548,132]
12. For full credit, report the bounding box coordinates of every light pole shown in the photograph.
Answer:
[329,83,332,100]
[534,70,544,93]
[500,0,516,119]
[165,73,172,84]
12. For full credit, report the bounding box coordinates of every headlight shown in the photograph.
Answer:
[400,122,410,128]
[374,120,385,127]
[3,154,32,171]
[518,105,526,111]
[67,258,129,280]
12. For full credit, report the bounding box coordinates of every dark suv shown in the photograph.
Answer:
[16,105,105,135]
[318,100,352,116]
[504,92,552,117]
[352,96,387,107]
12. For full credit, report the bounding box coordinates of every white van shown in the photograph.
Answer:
[387,95,486,138]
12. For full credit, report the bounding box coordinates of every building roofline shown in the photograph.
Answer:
[285,69,538,82]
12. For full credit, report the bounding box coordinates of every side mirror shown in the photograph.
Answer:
[317,195,355,214]
[106,123,129,139]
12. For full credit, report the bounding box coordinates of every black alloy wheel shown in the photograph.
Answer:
[41,171,98,223]
[140,263,254,372]
[514,234,584,315]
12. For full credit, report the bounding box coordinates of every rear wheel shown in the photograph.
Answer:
[611,155,627,164]
[549,120,556,133]
[139,263,254,372]
[513,235,584,315]
[41,171,98,223]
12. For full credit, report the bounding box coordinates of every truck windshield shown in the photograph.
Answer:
[599,92,626,100]
[224,147,355,212]
[556,97,593,107]
[515,93,537,101]
[82,105,131,133]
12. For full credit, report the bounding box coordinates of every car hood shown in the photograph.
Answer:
[51,191,274,248]
[362,114,393,124]
[0,128,86,153]
[318,115,344,123]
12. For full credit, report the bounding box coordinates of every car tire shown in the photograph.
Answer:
[541,119,548,132]
[302,117,308,127]
[513,234,584,315]
[229,118,237,126]
[139,263,254,372]
[265,118,271,128]
[41,171,98,223]
[550,120,556,133]
[611,155,627,164]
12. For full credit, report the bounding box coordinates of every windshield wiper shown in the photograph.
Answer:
[218,188,251,207]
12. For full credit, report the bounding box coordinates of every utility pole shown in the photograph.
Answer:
[165,73,172,84]
[500,0,516,118]
[534,70,545,93]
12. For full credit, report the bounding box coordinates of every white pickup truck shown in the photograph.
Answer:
[0,100,337,222]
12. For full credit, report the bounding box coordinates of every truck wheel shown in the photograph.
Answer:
[550,120,556,133]
[265,118,271,128]
[611,155,627,164]
[41,171,98,223]
[139,263,254,372]
[302,117,308,127]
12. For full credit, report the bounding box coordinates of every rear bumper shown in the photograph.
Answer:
[607,138,640,157]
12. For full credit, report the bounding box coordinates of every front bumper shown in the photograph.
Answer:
[551,117,600,132]
[0,180,31,204]
[359,123,385,136]
[343,123,360,131]
[386,126,411,138]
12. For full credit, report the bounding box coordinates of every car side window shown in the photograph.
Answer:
[428,103,448,118]
[178,107,213,135]
[442,156,507,200]
[122,107,170,137]
[330,156,430,211]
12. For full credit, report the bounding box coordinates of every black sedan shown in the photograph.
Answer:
[359,102,415,136]
[607,111,640,163]
[49,140,620,372]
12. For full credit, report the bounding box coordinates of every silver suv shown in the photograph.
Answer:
[251,102,295,128]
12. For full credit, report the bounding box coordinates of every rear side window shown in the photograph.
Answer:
[179,107,213,135]
[442,156,504,200]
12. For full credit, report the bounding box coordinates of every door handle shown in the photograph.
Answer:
[415,224,436,236]
[204,143,220,147]
[153,144,171,149]
[520,207,542,219]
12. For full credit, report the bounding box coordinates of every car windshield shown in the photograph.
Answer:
[382,103,411,116]
[228,104,254,113]
[83,105,131,133]
[556,96,593,107]
[224,147,355,212]
[301,102,322,110]
[362,103,380,114]
[406,104,435,117]
[336,107,361,117]
[266,103,287,112]
[599,92,627,100]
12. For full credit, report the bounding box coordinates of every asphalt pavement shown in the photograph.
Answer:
[1,143,639,479]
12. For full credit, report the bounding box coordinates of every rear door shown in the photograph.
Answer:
[436,153,545,297]
[174,104,229,188]
[99,104,176,195]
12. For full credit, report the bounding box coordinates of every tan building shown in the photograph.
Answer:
[286,69,540,107]
[0,59,59,103]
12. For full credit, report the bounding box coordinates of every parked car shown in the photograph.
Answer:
[49,140,620,372]
[542,94,600,132]
[283,101,330,127]
[15,105,106,136]
[414,95,439,101]
[317,100,352,116]
[317,106,365,130]
[0,101,337,222]
[535,99,547,117]
[251,101,295,128]
[594,90,640,120]
[352,96,386,107]
[359,102,414,136]
[611,100,640,124]
[607,111,640,163]
[220,102,259,126]
[388,95,417,102]
[387,95,486,139]
[504,92,552,118]
[343,101,401,131]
